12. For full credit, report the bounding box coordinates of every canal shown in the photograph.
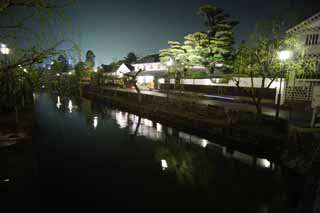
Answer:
[2,94,304,211]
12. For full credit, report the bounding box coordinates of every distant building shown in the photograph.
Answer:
[132,54,168,87]
[114,53,208,89]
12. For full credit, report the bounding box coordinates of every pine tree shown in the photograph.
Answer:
[198,4,238,74]
[85,50,96,70]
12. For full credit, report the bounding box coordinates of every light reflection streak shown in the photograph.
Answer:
[93,116,98,129]
[107,108,275,170]
[56,96,62,109]
[68,100,73,113]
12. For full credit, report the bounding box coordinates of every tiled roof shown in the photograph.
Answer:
[136,54,160,64]
[287,11,320,33]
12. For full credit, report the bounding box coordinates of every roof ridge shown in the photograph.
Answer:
[287,11,320,33]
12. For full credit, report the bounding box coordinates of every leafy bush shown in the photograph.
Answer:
[186,71,209,78]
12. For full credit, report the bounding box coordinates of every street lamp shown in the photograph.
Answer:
[0,44,10,55]
[278,50,292,61]
[276,50,292,118]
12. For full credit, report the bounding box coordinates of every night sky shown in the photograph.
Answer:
[48,0,320,65]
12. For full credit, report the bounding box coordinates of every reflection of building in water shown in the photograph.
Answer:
[223,149,273,169]
[108,109,274,170]
[178,132,211,148]
[110,110,164,141]
[56,96,62,109]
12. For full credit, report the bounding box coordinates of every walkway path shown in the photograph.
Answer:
[99,87,303,121]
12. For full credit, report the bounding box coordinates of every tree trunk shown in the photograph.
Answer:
[134,83,142,104]
[210,66,215,75]
[255,97,262,115]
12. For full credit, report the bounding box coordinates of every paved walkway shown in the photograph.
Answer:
[98,87,314,126]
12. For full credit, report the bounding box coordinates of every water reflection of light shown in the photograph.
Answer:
[115,111,128,129]
[179,133,211,149]
[111,112,164,141]
[179,132,190,141]
[93,116,98,129]
[156,123,162,132]
[201,139,208,148]
[68,100,73,113]
[56,96,62,109]
[161,159,168,171]
[232,151,254,165]
[257,159,271,168]
[142,119,153,127]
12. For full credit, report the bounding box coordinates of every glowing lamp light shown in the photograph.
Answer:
[278,50,292,61]
[161,160,168,171]
[0,44,10,55]
[68,72,72,75]
[56,73,60,77]
[23,68,28,73]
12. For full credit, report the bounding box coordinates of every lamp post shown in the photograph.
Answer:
[56,73,61,93]
[276,50,292,118]
[1,43,18,122]
[1,43,10,99]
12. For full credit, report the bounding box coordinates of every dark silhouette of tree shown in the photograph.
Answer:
[0,0,75,113]
[85,50,95,70]
[75,61,87,78]
[57,55,68,73]
[124,52,138,64]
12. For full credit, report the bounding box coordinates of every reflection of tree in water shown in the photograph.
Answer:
[154,137,213,191]
[80,97,95,127]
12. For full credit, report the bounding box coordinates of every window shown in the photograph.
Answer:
[306,34,320,45]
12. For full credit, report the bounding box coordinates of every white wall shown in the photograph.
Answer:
[137,76,154,84]
[132,62,208,72]
[133,62,167,72]
[159,77,286,104]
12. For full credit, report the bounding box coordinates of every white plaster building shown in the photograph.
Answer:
[287,11,320,60]
[286,11,320,102]
[132,54,168,87]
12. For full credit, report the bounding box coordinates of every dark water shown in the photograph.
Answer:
[1,94,304,211]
